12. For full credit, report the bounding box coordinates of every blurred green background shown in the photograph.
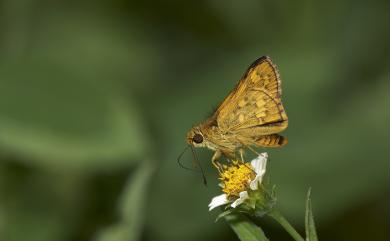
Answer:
[0,0,389,241]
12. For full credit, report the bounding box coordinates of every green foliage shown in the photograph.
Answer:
[95,161,155,241]
[305,189,318,241]
[225,214,269,241]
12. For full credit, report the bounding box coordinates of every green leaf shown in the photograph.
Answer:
[95,161,155,241]
[224,213,269,241]
[305,189,318,241]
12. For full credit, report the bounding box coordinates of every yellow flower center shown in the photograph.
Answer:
[220,161,255,198]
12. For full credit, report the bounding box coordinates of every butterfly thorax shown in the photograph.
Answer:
[198,121,239,157]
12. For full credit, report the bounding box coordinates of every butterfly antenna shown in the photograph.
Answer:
[177,145,197,172]
[190,146,208,186]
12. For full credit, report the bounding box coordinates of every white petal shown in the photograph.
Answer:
[231,191,249,208]
[250,153,268,190]
[250,174,262,190]
[208,194,230,211]
[251,152,268,175]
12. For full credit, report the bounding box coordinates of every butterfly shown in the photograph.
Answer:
[186,56,288,171]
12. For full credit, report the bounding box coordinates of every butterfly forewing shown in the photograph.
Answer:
[216,56,288,135]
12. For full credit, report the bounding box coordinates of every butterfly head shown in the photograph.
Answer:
[186,127,206,148]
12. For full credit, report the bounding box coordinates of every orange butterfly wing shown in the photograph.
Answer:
[215,56,288,137]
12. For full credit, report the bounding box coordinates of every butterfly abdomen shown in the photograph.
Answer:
[256,134,287,147]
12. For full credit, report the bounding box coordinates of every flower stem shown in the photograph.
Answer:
[267,209,305,241]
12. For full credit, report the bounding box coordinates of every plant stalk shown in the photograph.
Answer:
[268,209,305,241]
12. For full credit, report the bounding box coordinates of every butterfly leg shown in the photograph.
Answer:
[239,148,245,163]
[211,150,223,173]
[246,145,260,156]
[236,137,260,156]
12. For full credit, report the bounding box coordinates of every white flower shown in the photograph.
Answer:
[208,153,268,211]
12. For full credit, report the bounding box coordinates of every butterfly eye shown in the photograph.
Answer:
[193,133,203,144]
